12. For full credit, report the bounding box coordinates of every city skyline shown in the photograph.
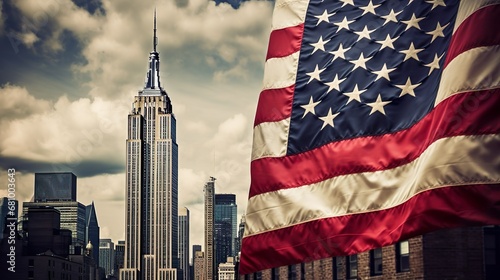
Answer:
[0,0,273,250]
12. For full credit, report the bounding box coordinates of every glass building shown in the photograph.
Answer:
[99,238,115,277]
[214,194,237,270]
[178,207,190,280]
[86,202,100,264]
[34,172,77,202]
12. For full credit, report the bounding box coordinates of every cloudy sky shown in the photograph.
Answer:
[0,0,274,252]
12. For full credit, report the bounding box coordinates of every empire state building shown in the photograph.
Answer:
[120,12,178,280]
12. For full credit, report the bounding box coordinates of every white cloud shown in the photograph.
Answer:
[0,87,128,167]
[0,84,50,120]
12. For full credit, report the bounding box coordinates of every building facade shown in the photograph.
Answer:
[120,12,178,280]
[193,251,205,280]
[100,239,115,277]
[0,197,18,242]
[34,172,77,202]
[179,207,190,280]
[218,257,235,280]
[204,178,215,280]
[22,200,86,251]
[86,202,100,264]
[115,240,126,275]
[214,194,237,269]
[241,227,497,280]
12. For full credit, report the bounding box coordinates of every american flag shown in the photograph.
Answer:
[240,0,500,275]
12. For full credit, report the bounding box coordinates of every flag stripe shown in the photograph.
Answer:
[454,0,500,32]
[254,86,295,126]
[240,184,500,274]
[436,45,500,106]
[246,133,500,235]
[262,52,300,90]
[250,88,500,197]
[270,0,310,31]
[252,118,290,160]
[266,24,305,60]
[445,4,500,67]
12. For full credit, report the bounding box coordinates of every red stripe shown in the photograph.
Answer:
[239,184,500,274]
[254,85,295,126]
[266,24,305,60]
[444,4,500,68]
[250,88,500,198]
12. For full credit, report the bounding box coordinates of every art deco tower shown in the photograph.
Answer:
[121,11,178,280]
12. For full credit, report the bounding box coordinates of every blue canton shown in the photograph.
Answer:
[287,0,460,155]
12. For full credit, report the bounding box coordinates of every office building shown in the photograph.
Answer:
[120,11,179,280]
[218,257,235,280]
[204,177,215,280]
[214,194,237,269]
[235,215,245,255]
[22,200,86,251]
[34,172,77,202]
[100,238,115,277]
[179,207,190,280]
[115,240,125,275]
[193,251,205,280]
[191,245,202,280]
[86,202,100,264]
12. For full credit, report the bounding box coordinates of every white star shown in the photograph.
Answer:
[310,36,330,54]
[366,94,391,115]
[334,17,354,32]
[399,42,423,61]
[306,65,325,83]
[376,34,397,50]
[300,96,321,118]
[319,108,340,130]
[426,0,446,10]
[395,77,421,97]
[396,77,421,97]
[315,10,335,26]
[339,0,354,7]
[359,0,381,15]
[324,74,346,93]
[426,22,449,43]
[330,43,351,61]
[424,53,444,75]
[381,9,402,25]
[402,13,424,31]
[350,53,371,70]
[354,26,374,42]
[343,85,367,104]
[372,63,396,81]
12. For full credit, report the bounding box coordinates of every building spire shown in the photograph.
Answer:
[153,7,157,52]
[143,8,162,91]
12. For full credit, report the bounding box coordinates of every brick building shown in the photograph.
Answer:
[241,226,499,280]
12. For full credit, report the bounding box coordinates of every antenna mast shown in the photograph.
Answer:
[153,8,157,52]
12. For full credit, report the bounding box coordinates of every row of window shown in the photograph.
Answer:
[249,241,410,280]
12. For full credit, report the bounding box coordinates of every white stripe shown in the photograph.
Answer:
[271,0,310,31]
[455,0,500,33]
[262,51,300,90]
[245,134,500,236]
[435,45,500,106]
[251,118,290,160]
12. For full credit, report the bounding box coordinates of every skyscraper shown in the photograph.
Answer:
[121,10,178,280]
[22,172,86,253]
[99,238,115,277]
[0,197,18,242]
[204,177,215,280]
[179,207,190,280]
[214,194,237,269]
[86,202,100,265]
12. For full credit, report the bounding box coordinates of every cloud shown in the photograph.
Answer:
[0,84,50,121]
[0,0,4,35]
[0,85,128,175]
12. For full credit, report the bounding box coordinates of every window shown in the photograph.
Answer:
[370,248,383,275]
[396,240,410,272]
[346,255,358,279]
[271,267,279,280]
[332,257,342,280]
[300,262,306,280]
[288,264,297,280]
